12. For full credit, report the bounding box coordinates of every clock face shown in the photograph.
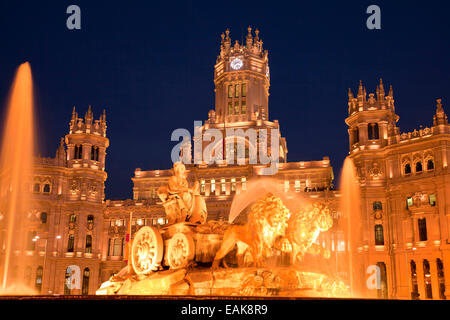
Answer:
[230,58,243,70]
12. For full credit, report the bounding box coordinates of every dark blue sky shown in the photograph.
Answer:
[0,1,449,199]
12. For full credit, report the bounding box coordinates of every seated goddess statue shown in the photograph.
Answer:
[157,162,207,225]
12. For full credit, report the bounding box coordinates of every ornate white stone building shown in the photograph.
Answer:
[1,28,448,299]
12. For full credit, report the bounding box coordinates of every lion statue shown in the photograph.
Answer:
[212,193,291,268]
[276,202,333,264]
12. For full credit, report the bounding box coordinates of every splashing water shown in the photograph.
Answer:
[339,157,364,297]
[0,62,36,294]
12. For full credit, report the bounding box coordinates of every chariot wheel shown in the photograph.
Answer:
[167,232,195,269]
[131,226,164,275]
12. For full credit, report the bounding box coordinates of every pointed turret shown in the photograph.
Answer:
[71,106,77,121]
[379,78,385,97]
[357,80,364,98]
[433,98,449,126]
[246,26,253,48]
[85,105,93,125]
[348,88,354,100]
[388,85,393,98]
[55,137,66,165]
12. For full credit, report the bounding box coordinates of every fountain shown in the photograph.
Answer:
[339,157,364,297]
[97,163,351,297]
[0,62,37,294]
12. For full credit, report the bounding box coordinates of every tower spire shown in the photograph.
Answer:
[72,106,77,120]
[246,26,253,48]
[357,80,363,96]
[348,88,354,100]
[433,98,448,126]
[379,78,385,97]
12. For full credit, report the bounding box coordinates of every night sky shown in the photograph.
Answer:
[0,1,449,199]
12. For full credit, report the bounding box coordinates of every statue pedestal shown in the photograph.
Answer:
[96,267,350,297]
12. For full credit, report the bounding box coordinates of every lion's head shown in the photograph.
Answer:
[288,201,333,248]
[248,193,291,253]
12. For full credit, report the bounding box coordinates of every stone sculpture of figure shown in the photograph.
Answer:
[157,162,207,224]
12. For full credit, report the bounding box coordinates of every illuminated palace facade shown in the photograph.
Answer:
[10,28,449,299]
[346,82,450,300]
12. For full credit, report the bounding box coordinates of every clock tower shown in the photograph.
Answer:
[198,27,287,165]
[213,27,270,123]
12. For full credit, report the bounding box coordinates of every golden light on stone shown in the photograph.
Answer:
[96,164,350,297]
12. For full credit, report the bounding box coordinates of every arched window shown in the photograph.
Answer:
[376,262,388,299]
[40,212,47,224]
[437,258,446,300]
[85,235,92,254]
[35,266,43,293]
[418,218,428,241]
[375,224,384,245]
[64,267,71,295]
[423,260,433,299]
[373,201,382,211]
[404,163,412,175]
[427,159,434,171]
[415,161,423,173]
[368,123,379,140]
[67,234,75,252]
[69,214,77,223]
[43,183,51,193]
[24,266,32,285]
[33,183,40,193]
[87,215,94,224]
[82,268,90,295]
[410,260,419,299]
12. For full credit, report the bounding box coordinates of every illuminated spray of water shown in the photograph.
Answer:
[0,62,36,294]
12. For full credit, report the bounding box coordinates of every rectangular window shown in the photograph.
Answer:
[234,101,240,114]
[231,178,236,192]
[241,177,247,191]
[241,100,246,114]
[228,102,233,115]
[337,232,345,252]
[429,194,436,206]
[235,84,240,98]
[375,225,384,245]
[113,239,121,256]
[157,217,164,225]
[242,83,247,97]
[27,231,37,250]
[228,85,233,98]
[221,178,226,193]
[295,180,301,192]
[406,197,413,209]
[418,218,428,241]
[211,179,216,193]
[284,180,289,193]
[200,179,205,194]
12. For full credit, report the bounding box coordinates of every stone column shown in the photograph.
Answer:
[430,258,440,299]
[416,257,425,299]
